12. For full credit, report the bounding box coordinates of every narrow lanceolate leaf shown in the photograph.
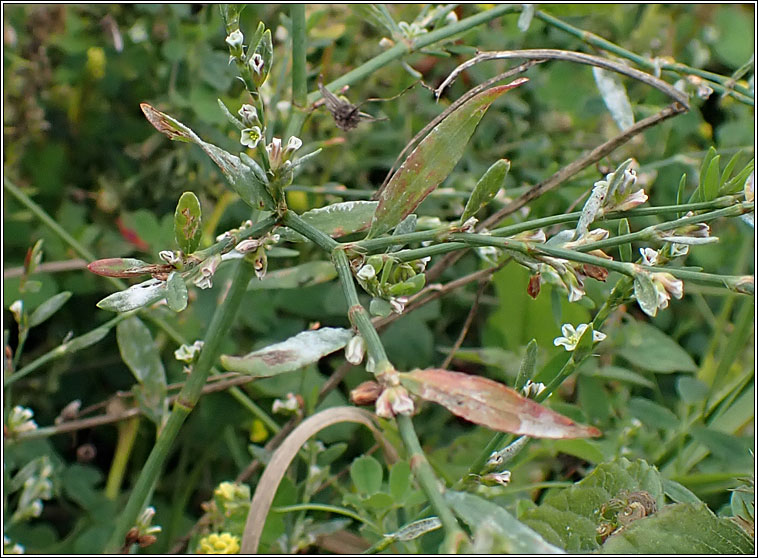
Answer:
[399,368,601,438]
[165,272,188,312]
[28,291,72,328]
[96,278,167,312]
[279,201,378,242]
[174,191,202,254]
[247,261,336,290]
[461,159,510,223]
[140,103,274,210]
[701,154,721,201]
[633,272,659,317]
[221,327,353,377]
[369,79,528,238]
[87,258,153,278]
[618,219,632,261]
[445,491,564,554]
[592,67,634,131]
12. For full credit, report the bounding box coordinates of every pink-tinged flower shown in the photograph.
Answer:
[639,247,659,266]
[609,188,648,212]
[521,380,546,399]
[344,335,366,365]
[194,254,221,290]
[238,104,259,127]
[652,272,684,309]
[266,137,283,168]
[480,470,512,487]
[375,386,414,418]
[249,52,264,74]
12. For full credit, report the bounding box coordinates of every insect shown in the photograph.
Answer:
[317,77,383,131]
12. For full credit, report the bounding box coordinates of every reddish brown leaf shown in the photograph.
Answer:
[87,258,153,278]
[400,368,601,439]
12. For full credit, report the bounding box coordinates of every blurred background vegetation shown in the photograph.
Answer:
[3,4,754,554]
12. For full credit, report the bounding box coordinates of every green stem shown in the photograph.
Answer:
[281,210,339,251]
[535,10,754,105]
[285,4,308,140]
[106,259,256,552]
[397,414,464,551]
[105,416,140,500]
[271,503,377,530]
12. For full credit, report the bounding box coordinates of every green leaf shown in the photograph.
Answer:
[247,22,266,55]
[702,154,721,201]
[616,321,697,373]
[369,80,527,238]
[618,219,632,262]
[221,327,353,376]
[352,5,400,37]
[389,461,411,502]
[253,29,273,87]
[662,478,702,504]
[400,368,601,438]
[514,338,538,390]
[676,376,708,404]
[28,291,71,328]
[140,103,274,210]
[633,272,659,317]
[247,261,336,290]
[627,397,679,430]
[217,98,245,130]
[96,279,167,313]
[599,502,754,554]
[316,443,348,467]
[461,159,510,223]
[692,146,717,203]
[592,67,634,131]
[369,297,392,317]
[62,325,112,354]
[279,201,378,242]
[350,455,383,495]
[165,272,188,312]
[582,365,655,389]
[445,491,564,554]
[86,258,153,278]
[675,174,687,217]
[116,316,167,426]
[174,192,202,254]
[551,438,606,464]
[690,427,752,466]
[520,457,664,552]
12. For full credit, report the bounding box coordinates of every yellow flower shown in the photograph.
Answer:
[198,533,240,554]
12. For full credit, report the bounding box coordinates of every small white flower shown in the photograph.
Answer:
[7,405,37,435]
[272,393,300,415]
[481,470,511,487]
[174,341,204,363]
[240,126,262,149]
[378,37,394,49]
[375,386,414,418]
[159,250,181,265]
[651,272,684,309]
[744,171,754,203]
[640,247,659,266]
[9,300,23,323]
[249,52,264,74]
[389,296,408,314]
[668,243,690,258]
[357,264,376,281]
[235,238,263,254]
[225,29,244,50]
[266,137,283,168]
[345,335,366,365]
[553,323,605,351]
[460,216,478,232]
[285,136,302,152]
[521,380,546,399]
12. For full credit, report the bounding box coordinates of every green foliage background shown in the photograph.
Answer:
[3,4,754,554]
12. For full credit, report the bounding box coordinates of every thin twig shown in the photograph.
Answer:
[440,278,489,370]
[3,259,88,279]
[434,49,690,107]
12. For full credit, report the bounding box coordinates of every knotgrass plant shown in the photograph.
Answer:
[3,4,754,554]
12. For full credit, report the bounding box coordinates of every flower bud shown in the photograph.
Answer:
[225,29,244,56]
[345,335,366,365]
[375,386,414,418]
[249,52,264,75]
[266,137,283,168]
[235,238,263,254]
[350,380,383,406]
[238,104,260,127]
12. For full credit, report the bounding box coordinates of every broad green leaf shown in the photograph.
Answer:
[369,297,392,317]
[28,291,71,328]
[350,455,383,495]
[399,368,601,438]
[165,272,188,312]
[617,219,632,262]
[616,321,697,373]
[520,458,664,552]
[116,316,167,426]
[362,492,395,510]
[316,442,348,467]
[551,438,606,464]
[96,278,167,313]
[87,258,153,278]
[217,98,245,130]
[221,327,353,376]
[633,272,659,317]
[599,502,754,554]
[582,365,655,389]
[627,397,679,430]
[461,159,510,223]
[62,325,112,353]
[174,191,202,254]
[369,79,528,238]
[140,103,274,210]
[445,491,564,554]
[690,427,752,466]
[247,261,336,290]
[279,201,378,242]
[389,461,411,502]
[702,154,721,201]
[592,67,634,131]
